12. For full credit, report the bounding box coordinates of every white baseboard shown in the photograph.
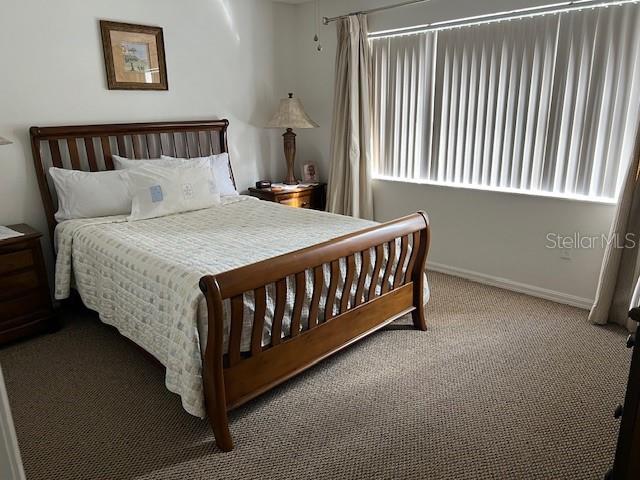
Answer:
[427,262,593,310]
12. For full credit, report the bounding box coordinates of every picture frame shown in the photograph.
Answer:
[301,163,318,183]
[100,20,168,90]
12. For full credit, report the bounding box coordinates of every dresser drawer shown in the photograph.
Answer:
[279,194,312,209]
[0,248,34,275]
[0,291,46,323]
[0,269,40,300]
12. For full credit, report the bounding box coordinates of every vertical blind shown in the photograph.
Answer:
[371,4,640,199]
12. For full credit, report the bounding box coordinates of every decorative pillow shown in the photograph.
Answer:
[126,163,221,221]
[49,168,132,221]
[161,153,238,196]
[112,154,186,170]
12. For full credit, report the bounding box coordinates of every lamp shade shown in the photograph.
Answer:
[0,136,12,146]
[267,93,318,129]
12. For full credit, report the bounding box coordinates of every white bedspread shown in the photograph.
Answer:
[54,196,429,417]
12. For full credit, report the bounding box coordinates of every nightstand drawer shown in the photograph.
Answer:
[279,194,312,209]
[0,224,53,344]
[248,183,326,211]
[0,291,46,323]
[0,269,40,300]
[0,249,34,275]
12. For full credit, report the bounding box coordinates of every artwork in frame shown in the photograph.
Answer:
[100,20,168,90]
[301,163,319,183]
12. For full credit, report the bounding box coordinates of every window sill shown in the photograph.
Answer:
[372,175,618,206]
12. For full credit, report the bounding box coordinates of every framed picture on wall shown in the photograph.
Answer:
[100,20,168,90]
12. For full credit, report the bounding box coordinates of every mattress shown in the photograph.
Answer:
[54,195,430,417]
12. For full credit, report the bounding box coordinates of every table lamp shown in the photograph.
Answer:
[267,93,318,185]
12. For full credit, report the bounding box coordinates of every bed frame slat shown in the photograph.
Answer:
[171,133,178,156]
[209,131,219,154]
[325,260,340,321]
[146,134,156,158]
[272,279,286,346]
[308,266,323,329]
[381,241,396,295]
[394,236,409,289]
[354,249,370,307]
[84,137,98,171]
[251,287,266,356]
[183,132,190,157]
[100,136,114,170]
[67,138,81,170]
[404,232,420,286]
[132,135,142,158]
[340,255,356,314]
[116,135,127,157]
[228,295,244,367]
[369,245,384,300]
[198,131,209,156]
[291,272,305,337]
[49,140,63,168]
[194,132,203,157]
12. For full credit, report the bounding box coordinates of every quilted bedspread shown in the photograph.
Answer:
[54,196,430,417]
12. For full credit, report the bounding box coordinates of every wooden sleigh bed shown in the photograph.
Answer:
[30,120,430,451]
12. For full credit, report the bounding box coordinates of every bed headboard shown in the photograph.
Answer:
[30,119,232,240]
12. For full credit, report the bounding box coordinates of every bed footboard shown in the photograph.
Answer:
[199,212,430,451]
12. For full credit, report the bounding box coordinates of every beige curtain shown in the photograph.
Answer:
[589,125,640,332]
[327,14,374,220]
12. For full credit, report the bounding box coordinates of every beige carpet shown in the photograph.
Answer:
[0,272,631,480]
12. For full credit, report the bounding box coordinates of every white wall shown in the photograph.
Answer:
[0,0,618,306]
[286,0,617,306]
[0,0,294,276]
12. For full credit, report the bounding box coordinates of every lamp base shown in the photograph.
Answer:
[283,128,298,185]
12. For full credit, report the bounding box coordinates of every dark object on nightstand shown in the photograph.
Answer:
[606,307,640,479]
[0,224,55,345]
[255,180,272,189]
[249,183,327,210]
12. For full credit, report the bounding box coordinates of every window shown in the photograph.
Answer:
[371,3,640,201]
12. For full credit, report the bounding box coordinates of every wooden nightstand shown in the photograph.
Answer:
[248,183,327,210]
[0,224,54,345]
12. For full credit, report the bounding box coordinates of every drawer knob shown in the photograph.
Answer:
[627,334,636,349]
[614,404,623,419]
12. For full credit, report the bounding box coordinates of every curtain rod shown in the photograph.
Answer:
[323,0,637,33]
[322,0,432,24]
[367,0,637,38]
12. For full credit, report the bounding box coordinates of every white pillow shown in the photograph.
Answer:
[112,154,187,170]
[161,153,238,196]
[127,163,221,221]
[49,168,132,221]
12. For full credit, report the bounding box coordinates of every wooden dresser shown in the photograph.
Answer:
[248,183,327,210]
[607,307,640,479]
[0,224,54,344]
